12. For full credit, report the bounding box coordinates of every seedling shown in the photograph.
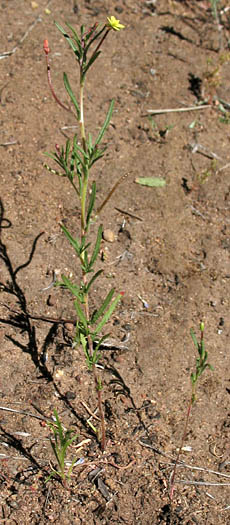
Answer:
[147,115,174,141]
[210,0,222,50]
[170,322,213,499]
[219,102,230,123]
[197,159,217,184]
[45,409,79,486]
[210,0,221,23]
[43,17,124,452]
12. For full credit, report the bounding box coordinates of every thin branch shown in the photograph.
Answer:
[0,16,42,59]
[114,207,143,221]
[0,406,46,421]
[176,480,230,487]
[0,141,17,147]
[146,105,211,115]
[170,462,230,480]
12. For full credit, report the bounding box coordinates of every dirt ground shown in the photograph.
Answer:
[1,0,230,523]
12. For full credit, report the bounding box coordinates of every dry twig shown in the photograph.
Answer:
[146,105,211,115]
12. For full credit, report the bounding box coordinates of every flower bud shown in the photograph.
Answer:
[43,39,50,55]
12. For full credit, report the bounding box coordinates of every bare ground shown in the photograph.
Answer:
[1,1,230,523]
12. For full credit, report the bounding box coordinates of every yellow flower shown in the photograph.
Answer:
[107,16,125,31]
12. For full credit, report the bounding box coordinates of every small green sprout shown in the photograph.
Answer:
[210,0,222,51]
[170,322,213,500]
[190,322,214,403]
[210,0,220,22]
[45,409,79,486]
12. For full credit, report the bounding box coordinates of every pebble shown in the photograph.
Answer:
[64,322,74,332]
[47,294,55,306]
[103,229,116,243]
[65,391,76,400]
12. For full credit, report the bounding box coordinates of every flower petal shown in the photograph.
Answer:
[107,16,125,31]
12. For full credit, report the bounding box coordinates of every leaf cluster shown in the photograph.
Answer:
[55,21,107,81]
[45,409,79,483]
[57,261,121,364]
[45,100,114,211]
[190,326,213,392]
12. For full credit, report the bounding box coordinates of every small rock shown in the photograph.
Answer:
[64,322,74,332]
[65,391,76,400]
[115,6,124,14]
[122,323,132,332]
[103,229,115,243]
[47,294,55,306]
[55,369,64,380]
[9,498,19,510]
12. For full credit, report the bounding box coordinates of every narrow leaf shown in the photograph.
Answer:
[63,73,80,119]
[83,51,101,76]
[88,224,102,269]
[74,299,88,331]
[61,224,80,256]
[94,333,110,351]
[91,288,115,325]
[74,142,89,162]
[72,147,85,170]
[190,328,199,350]
[61,275,82,301]
[80,333,87,351]
[95,100,114,146]
[55,22,81,58]
[135,177,166,187]
[67,456,79,479]
[200,339,205,359]
[65,22,82,55]
[86,181,96,228]
[88,133,93,156]
[50,441,60,464]
[45,471,58,483]
[85,269,103,294]
[91,347,101,365]
[80,333,91,368]
[44,153,66,172]
[65,138,71,163]
[93,293,121,336]
[84,25,106,53]
[53,409,64,441]
[80,242,91,255]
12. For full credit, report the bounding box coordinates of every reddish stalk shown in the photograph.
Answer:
[43,39,70,112]
[169,397,193,500]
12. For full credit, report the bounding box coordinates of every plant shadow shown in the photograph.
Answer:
[0,199,91,434]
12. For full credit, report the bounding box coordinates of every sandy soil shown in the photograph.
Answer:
[1,0,230,523]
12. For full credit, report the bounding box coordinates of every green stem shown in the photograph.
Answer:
[81,168,88,233]
[79,74,88,233]
[79,68,106,452]
[79,77,86,153]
